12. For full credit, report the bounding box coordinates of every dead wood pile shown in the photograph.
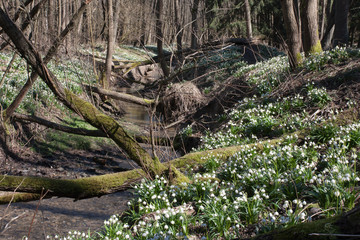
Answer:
[158,81,206,121]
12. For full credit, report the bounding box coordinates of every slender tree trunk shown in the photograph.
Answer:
[139,0,147,46]
[244,0,253,39]
[333,0,350,47]
[57,0,62,34]
[48,0,55,38]
[191,0,200,49]
[155,0,170,77]
[174,0,183,61]
[321,0,335,49]
[103,0,114,90]
[320,0,327,39]
[113,0,121,43]
[301,0,322,55]
[281,0,302,68]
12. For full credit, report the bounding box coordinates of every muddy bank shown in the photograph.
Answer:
[0,191,133,240]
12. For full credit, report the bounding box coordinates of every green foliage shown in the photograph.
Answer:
[303,47,360,71]
[310,124,338,144]
[306,84,332,107]
[0,52,95,114]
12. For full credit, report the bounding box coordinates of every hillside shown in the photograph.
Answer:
[1,45,360,239]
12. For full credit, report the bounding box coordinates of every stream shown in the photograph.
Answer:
[0,94,178,240]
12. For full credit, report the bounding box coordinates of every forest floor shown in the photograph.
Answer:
[1,45,360,239]
[0,142,179,239]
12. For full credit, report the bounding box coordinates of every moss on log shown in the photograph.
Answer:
[0,138,284,201]
[0,169,144,200]
[251,206,360,240]
[0,192,41,204]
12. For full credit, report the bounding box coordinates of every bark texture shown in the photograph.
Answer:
[333,0,349,47]
[244,0,253,39]
[301,0,322,56]
[281,0,302,68]
[155,0,170,77]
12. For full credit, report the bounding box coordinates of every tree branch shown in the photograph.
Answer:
[83,84,154,106]
[12,113,107,138]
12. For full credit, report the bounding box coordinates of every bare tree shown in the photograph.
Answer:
[103,0,114,90]
[281,0,302,68]
[191,0,200,49]
[155,0,170,77]
[333,0,350,46]
[244,0,253,39]
[301,0,322,55]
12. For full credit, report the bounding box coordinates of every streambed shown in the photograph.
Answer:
[0,96,179,240]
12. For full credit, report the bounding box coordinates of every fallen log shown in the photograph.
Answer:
[83,84,154,106]
[249,206,360,240]
[0,138,284,202]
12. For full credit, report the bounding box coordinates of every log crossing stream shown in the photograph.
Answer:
[0,92,178,240]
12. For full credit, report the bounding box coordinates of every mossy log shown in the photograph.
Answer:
[0,169,144,200]
[0,192,41,204]
[250,206,360,240]
[0,139,282,201]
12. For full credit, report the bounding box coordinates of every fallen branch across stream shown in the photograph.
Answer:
[83,84,154,106]
[0,138,284,203]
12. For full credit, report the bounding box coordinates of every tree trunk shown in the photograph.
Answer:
[191,0,200,49]
[244,0,253,39]
[281,0,302,68]
[83,84,154,106]
[0,0,46,51]
[321,0,335,50]
[103,0,114,90]
[174,0,183,62]
[301,0,322,56]
[0,7,187,182]
[155,0,170,77]
[319,0,327,39]
[48,0,55,38]
[332,0,350,47]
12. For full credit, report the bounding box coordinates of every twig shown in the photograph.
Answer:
[0,52,16,89]
[1,178,25,222]
[0,212,27,234]
[309,207,335,219]
[27,188,49,239]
